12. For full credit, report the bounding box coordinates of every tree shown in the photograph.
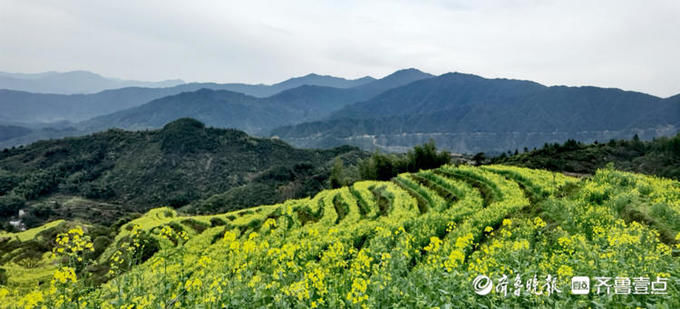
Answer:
[406,140,451,172]
[329,158,345,188]
[374,154,396,181]
[0,193,25,217]
[472,152,486,166]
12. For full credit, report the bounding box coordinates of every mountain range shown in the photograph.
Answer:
[0,70,184,94]
[0,72,378,124]
[78,68,433,135]
[0,68,678,154]
[272,72,680,153]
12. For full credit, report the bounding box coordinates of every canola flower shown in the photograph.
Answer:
[3,165,679,308]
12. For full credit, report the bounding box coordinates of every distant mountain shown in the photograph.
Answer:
[0,118,365,227]
[0,70,184,94]
[79,89,279,134]
[0,125,31,142]
[190,73,376,98]
[272,73,376,91]
[76,69,433,136]
[272,72,680,153]
[0,72,381,125]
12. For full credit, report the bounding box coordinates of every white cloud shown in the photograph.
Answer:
[1,0,678,97]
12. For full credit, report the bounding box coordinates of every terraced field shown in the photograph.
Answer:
[1,165,679,307]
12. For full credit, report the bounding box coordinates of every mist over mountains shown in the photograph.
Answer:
[0,70,184,95]
[0,68,678,154]
[78,69,432,135]
[0,72,378,124]
[273,72,680,153]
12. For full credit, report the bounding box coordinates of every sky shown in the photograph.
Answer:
[1,0,679,97]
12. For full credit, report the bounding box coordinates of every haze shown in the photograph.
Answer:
[1,0,679,97]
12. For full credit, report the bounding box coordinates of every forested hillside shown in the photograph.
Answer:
[273,72,680,153]
[493,134,680,180]
[0,119,364,230]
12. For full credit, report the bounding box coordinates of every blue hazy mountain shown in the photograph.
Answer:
[75,69,433,135]
[0,70,184,94]
[271,72,680,153]
[0,72,378,124]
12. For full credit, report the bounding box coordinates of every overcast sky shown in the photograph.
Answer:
[1,0,679,97]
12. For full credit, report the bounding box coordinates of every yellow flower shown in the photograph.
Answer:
[53,267,77,284]
[248,275,262,288]
[198,256,212,268]
[346,277,370,304]
[263,218,277,230]
[454,233,474,249]
[511,239,529,251]
[557,265,573,278]
[185,278,203,292]
[223,230,237,243]
[657,272,671,278]
[18,290,44,309]
[444,249,465,271]
[424,236,442,253]
[446,222,456,233]
[533,217,546,228]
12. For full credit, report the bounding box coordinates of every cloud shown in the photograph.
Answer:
[1,0,678,97]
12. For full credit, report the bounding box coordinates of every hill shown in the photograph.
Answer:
[272,72,680,153]
[266,73,376,92]
[0,70,183,94]
[0,119,365,229]
[1,164,678,307]
[0,125,31,142]
[77,69,434,136]
[492,133,680,180]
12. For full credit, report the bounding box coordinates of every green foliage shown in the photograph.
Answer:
[0,194,24,217]
[3,165,680,308]
[0,119,365,227]
[329,158,345,189]
[495,134,680,180]
[359,140,451,181]
[159,118,216,154]
[273,73,679,154]
[405,140,451,171]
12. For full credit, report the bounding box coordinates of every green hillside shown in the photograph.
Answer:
[493,134,680,180]
[1,164,678,307]
[0,118,364,230]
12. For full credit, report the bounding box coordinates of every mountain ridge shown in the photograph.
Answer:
[0,71,383,125]
[71,68,434,137]
[0,70,184,94]
[272,72,678,153]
